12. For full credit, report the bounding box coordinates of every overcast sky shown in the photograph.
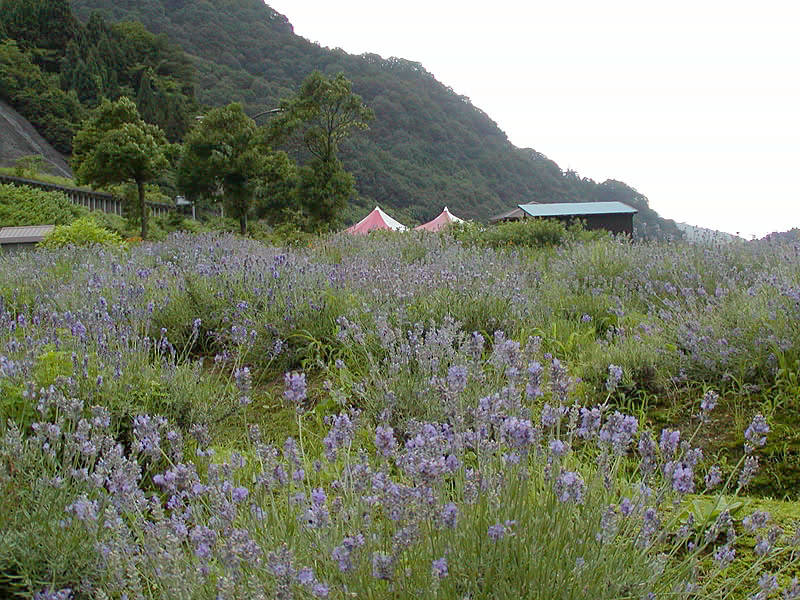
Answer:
[265,0,799,238]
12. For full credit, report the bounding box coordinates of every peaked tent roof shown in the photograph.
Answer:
[518,201,637,217]
[414,207,465,232]
[345,206,407,234]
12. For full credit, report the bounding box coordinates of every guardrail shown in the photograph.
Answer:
[0,174,174,217]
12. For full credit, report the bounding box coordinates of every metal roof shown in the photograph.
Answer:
[0,225,54,244]
[518,201,637,217]
[489,207,526,222]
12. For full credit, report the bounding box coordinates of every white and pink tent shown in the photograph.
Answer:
[414,207,464,232]
[345,206,407,234]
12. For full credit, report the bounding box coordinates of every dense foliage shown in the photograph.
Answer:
[0,0,197,152]
[452,218,607,249]
[38,215,123,247]
[0,182,87,225]
[268,71,374,231]
[68,0,683,238]
[179,103,293,235]
[1,233,800,598]
[71,97,169,239]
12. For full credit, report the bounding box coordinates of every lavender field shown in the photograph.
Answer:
[1,231,799,599]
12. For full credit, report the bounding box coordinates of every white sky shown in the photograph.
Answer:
[265,0,800,238]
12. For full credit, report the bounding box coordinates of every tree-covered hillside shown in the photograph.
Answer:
[0,0,198,152]
[69,0,681,236]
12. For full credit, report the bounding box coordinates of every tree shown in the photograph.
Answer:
[178,103,292,235]
[71,97,169,239]
[269,71,373,230]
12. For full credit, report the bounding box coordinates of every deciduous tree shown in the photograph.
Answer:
[270,71,373,230]
[178,103,292,235]
[71,97,169,239]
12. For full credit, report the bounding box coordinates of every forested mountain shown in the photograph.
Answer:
[4,0,680,235]
[0,0,197,152]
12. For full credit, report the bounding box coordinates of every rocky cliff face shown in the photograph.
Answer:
[0,100,73,177]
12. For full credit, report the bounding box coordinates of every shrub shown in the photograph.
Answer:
[452,218,569,249]
[0,183,86,226]
[39,217,124,248]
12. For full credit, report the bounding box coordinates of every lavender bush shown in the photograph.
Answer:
[1,231,800,597]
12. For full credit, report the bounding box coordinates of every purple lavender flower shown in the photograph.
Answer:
[743,511,770,533]
[488,520,516,541]
[599,412,638,454]
[739,455,759,488]
[331,534,364,572]
[501,416,536,450]
[323,413,355,461]
[619,497,633,516]
[432,556,449,578]
[375,425,396,458]
[540,403,566,428]
[312,583,329,598]
[297,567,315,586]
[605,364,623,392]
[671,463,695,494]
[132,414,166,458]
[283,371,307,404]
[713,543,735,567]
[441,502,458,528]
[549,439,568,457]
[704,465,723,490]
[234,366,251,392]
[550,357,571,404]
[447,365,468,393]
[638,507,660,548]
[745,414,769,448]
[783,578,800,600]
[554,470,586,504]
[638,431,657,476]
[371,552,394,580]
[758,573,778,592]
[755,535,774,556]
[231,486,249,503]
[331,546,353,573]
[311,487,326,506]
[700,390,718,414]
[659,429,681,458]
[283,437,300,465]
[190,525,217,559]
[468,331,485,360]
[577,407,602,439]
[33,589,72,600]
[526,361,544,399]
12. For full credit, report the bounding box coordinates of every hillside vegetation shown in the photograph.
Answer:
[0,0,197,153]
[64,0,678,236]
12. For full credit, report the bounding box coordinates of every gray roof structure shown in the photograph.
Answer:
[0,225,54,245]
[518,201,637,217]
[489,207,526,222]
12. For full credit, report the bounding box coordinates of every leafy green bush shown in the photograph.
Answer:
[452,219,568,249]
[39,216,123,248]
[0,183,86,226]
